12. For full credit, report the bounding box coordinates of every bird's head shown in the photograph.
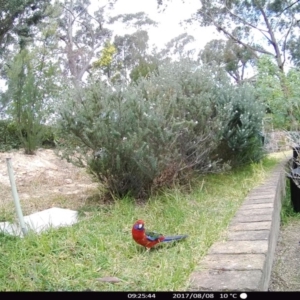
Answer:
[133,219,145,231]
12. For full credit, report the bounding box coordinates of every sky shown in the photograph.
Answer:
[95,0,262,78]
[100,0,223,53]
[0,0,223,92]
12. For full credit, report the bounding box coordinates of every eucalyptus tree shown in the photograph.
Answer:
[200,39,256,83]
[91,29,155,83]
[90,12,158,83]
[112,30,151,83]
[159,33,195,61]
[0,0,50,54]
[157,0,300,74]
[109,11,157,29]
[56,0,112,88]
[128,32,196,83]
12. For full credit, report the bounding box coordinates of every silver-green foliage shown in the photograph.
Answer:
[256,55,300,129]
[59,61,265,198]
[217,83,266,165]
[5,46,59,154]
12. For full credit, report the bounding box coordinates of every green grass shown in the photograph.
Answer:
[280,179,300,226]
[0,157,280,291]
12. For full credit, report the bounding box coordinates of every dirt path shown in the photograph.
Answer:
[269,219,300,291]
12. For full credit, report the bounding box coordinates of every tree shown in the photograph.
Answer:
[0,1,61,114]
[0,0,50,54]
[112,30,151,83]
[159,33,195,61]
[56,2,156,87]
[92,40,117,79]
[255,55,300,129]
[4,35,60,154]
[91,11,157,83]
[130,60,158,82]
[91,29,154,83]
[287,36,300,68]
[56,0,112,87]
[109,11,157,29]
[158,0,300,73]
[128,33,196,83]
[200,39,256,83]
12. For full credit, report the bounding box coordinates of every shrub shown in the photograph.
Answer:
[58,61,265,198]
[0,120,56,152]
[40,125,56,148]
[0,120,22,151]
[213,83,266,166]
[58,82,195,198]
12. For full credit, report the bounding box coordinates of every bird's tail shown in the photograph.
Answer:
[162,235,188,242]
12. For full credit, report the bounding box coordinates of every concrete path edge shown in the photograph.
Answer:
[188,158,290,291]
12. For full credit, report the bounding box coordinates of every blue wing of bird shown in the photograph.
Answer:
[163,235,188,242]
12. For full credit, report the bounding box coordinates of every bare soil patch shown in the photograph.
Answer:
[0,149,98,219]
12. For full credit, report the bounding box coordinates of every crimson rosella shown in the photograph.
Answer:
[131,219,188,250]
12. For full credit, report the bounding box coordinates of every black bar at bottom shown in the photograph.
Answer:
[1,292,300,299]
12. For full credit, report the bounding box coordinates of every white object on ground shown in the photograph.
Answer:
[0,207,78,237]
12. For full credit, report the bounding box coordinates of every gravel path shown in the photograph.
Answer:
[269,219,300,291]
